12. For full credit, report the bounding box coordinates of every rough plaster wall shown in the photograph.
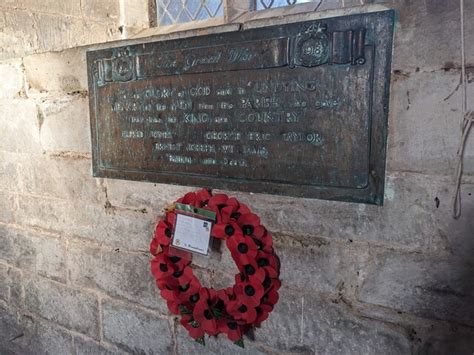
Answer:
[0,0,474,354]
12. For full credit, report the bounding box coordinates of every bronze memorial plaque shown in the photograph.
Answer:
[87,11,394,204]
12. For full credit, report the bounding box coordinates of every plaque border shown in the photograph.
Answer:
[87,10,395,205]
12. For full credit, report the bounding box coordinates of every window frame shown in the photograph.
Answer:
[149,0,229,27]
[148,0,327,28]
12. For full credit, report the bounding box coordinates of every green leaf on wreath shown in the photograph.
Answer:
[234,339,245,348]
[179,305,192,315]
[195,337,205,346]
[189,320,200,328]
[212,308,223,320]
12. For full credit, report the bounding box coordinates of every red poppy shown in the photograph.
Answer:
[155,278,168,290]
[213,288,229,303]
[178,192,198,206]
[262,288,279,307]
[181,314,206,340]
[248,267,266,285]
[160,286,177,302]
[149,237,161,256]
[255,303,273,326]
[207,193,229,209]
[212,221,242,240]
[268,278,281,292]
[227,234,258,264]
[236,257,258,275]
[171,266,195,286]
[236,213,261,236]
[193,289,218,335]
[234,280,265,306]
[166,247,192,269]
[196,188,212,206]
[226,298,257,323]
[255,230,273,254]
[165,211,176,225]
[234,200,251,215]
[176,277,201,303]
[256,251,279,278]
[252,225,266,238]
[219,205,238,224]
[218,319,242,341]
[167,300,182,315]
[150,255,175,280]
[153,220,173,246]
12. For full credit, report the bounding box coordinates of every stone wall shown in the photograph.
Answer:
[0,0,149,60]
[0,1,474,354]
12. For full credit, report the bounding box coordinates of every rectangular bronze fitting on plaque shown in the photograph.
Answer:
[87,10,394,205]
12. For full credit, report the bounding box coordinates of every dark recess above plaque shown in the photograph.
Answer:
[87,10,394,205]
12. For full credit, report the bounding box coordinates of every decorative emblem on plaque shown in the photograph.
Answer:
[290,23,330,68]
[95,47,136,85]
[111,48,135,82]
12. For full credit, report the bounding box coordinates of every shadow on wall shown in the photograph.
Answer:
[419,193,474,354]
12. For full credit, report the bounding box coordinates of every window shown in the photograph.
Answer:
[152,0,345,27]
[256,0,318,10]
[156,0,224,26]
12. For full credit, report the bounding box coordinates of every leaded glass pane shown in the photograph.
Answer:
[156,0,224,26]
[256,0,316,10]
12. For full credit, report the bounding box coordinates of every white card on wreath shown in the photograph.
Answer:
[172,213,212,255]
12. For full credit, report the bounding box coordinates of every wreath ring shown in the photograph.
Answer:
[150,189,281,346]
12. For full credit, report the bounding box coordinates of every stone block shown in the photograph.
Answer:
[104,178,194,211]
[225,173,460,251]
[0,224,66,282]
[391,0,474,72]
[318,0,344,11]
[16,154,101,203]
[342,0,364,7]
[278,243,369,295]
[29,12,120,53]
[0,0,81,17]
[0,263,9,303]
[0,304,73,355]
[176,326,267,354]
[82,0,120,21]
[0,9,40,60]
[102,299,173,354]
[38,96,91,154]
[387,70,474,175]
[0,59,24,98]
[190,241,238,282]
[122,0,150,28]
[358,250,474,327]
[0,99,41,154]
[8,267,23,309]
[256,289,410,353]
[15,195,154,250]
[25,277,99,338]
[0,191,16,224]
[68,240,167,312]
[0,151,20,193]
[417,325,474,355]
[0,264,24,308]
[23,48,88,94]
[74,336,127,355]
[238,2,474,72]
[0,9,120,61]
[435,186,474,259]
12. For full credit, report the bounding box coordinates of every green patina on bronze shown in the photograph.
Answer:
[87,10,394,205]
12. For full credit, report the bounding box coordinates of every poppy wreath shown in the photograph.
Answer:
[149,189,281,346]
